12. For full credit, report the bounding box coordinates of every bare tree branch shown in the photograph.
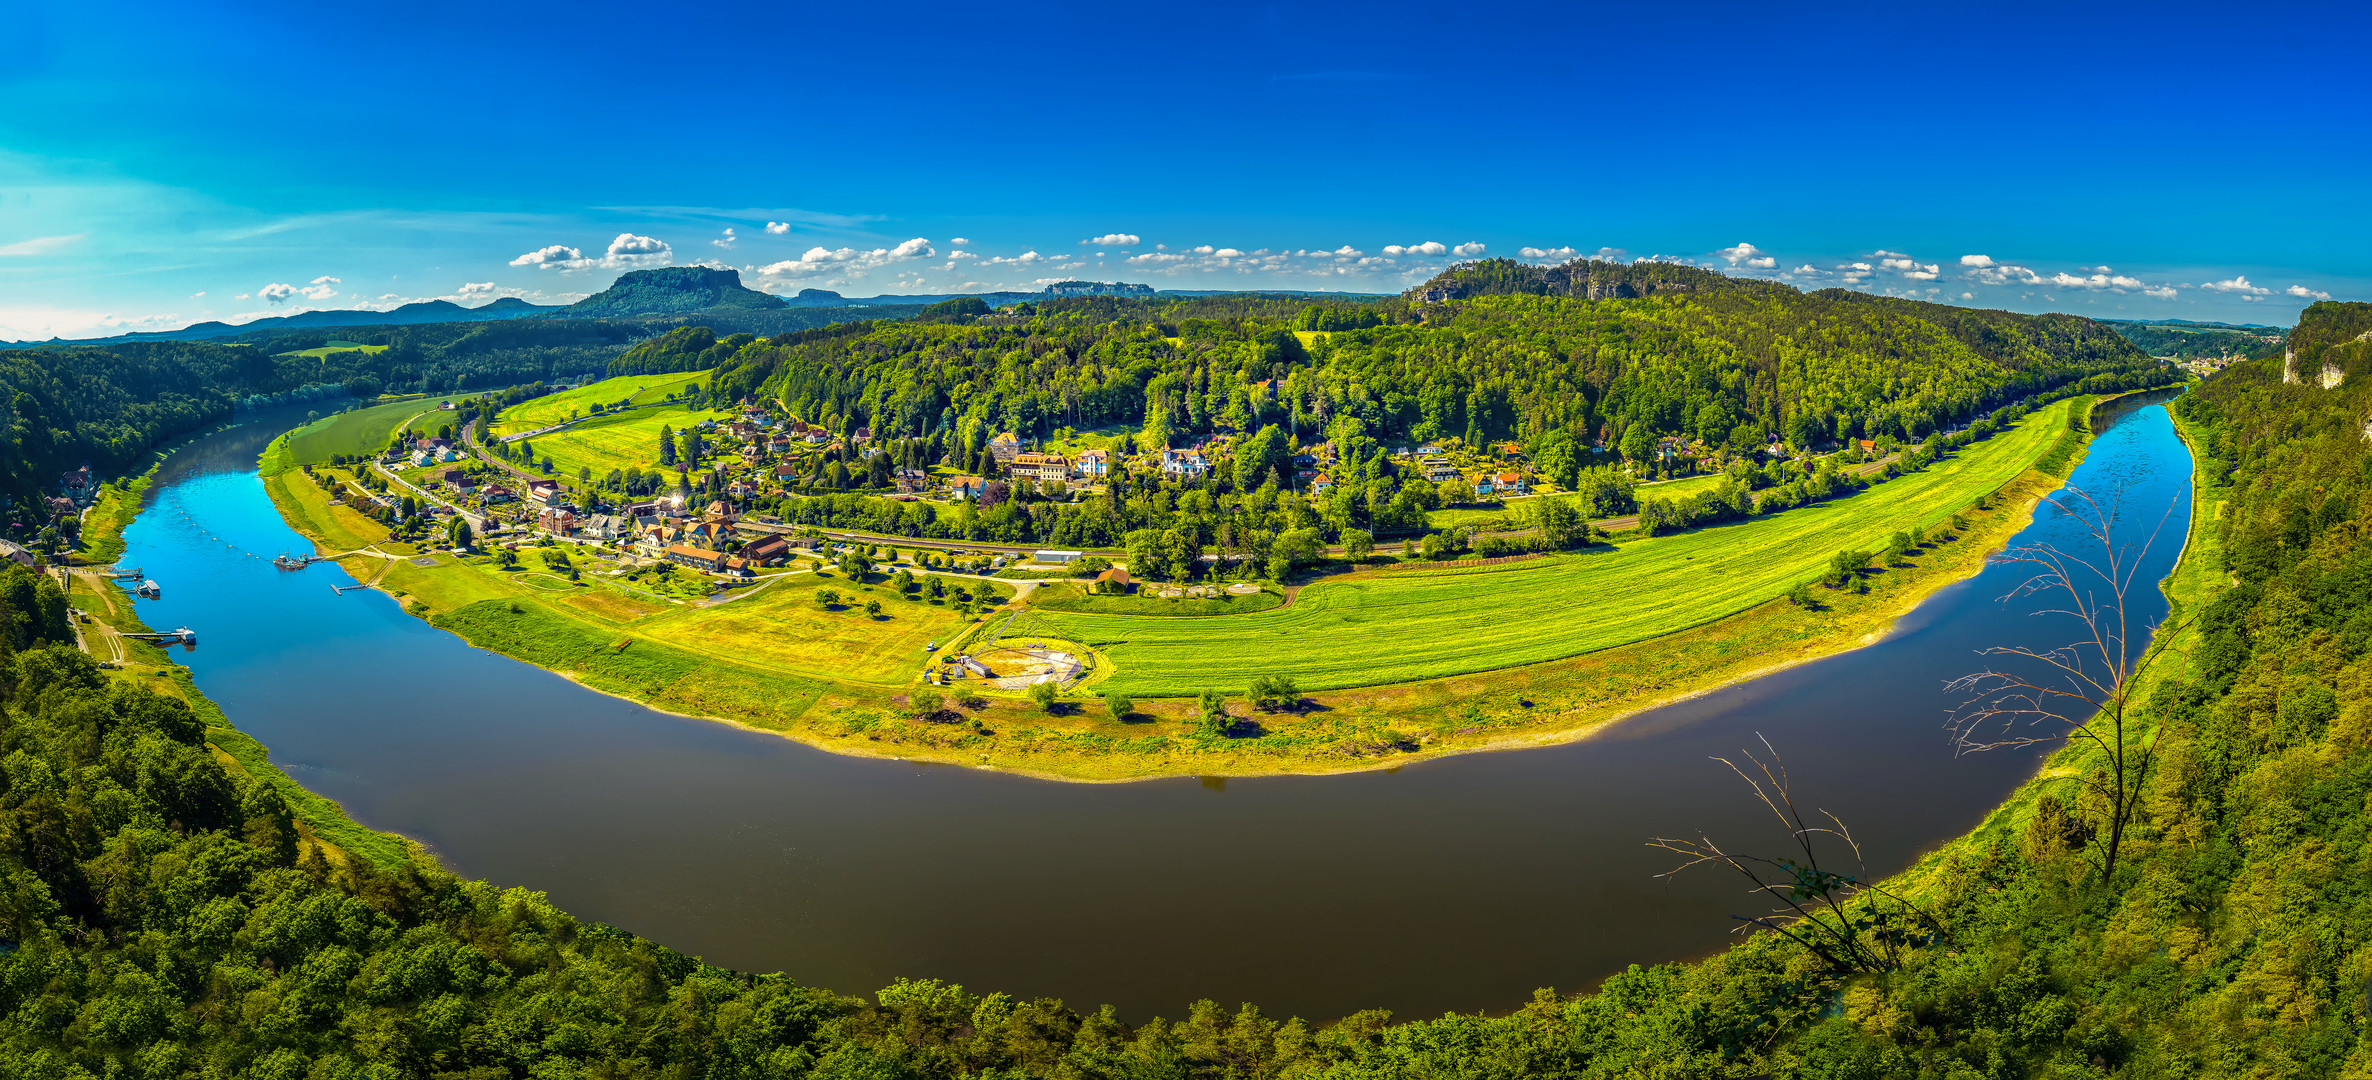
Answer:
[1947,482,2186,881]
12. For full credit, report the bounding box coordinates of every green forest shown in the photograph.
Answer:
[2102,319,2286,360]
[7,293,2360,1080]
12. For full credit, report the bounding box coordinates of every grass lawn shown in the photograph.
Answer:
[497,399,735,481]
[1046,399,2077,696]
[629,577,1008,685]
[496,373,708,433]
[1031,581,1284,616]
[1633,471,1729,501]
[265,469,393,553]
[277,342,390,359]
[280,398,439,466]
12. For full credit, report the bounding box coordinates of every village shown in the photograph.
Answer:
[302,389,1609,595]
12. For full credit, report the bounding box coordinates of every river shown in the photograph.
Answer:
[119,391,2191,1022]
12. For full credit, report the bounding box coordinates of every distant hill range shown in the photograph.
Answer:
[67,296,563,344]
[28,269,1253,346]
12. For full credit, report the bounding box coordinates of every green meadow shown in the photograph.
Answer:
[276,340,389,360]
[495,374,731,478]
[1045,398,2075,696]
[497,372,708,432]
[279,397,440,465]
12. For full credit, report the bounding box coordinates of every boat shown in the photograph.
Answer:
[136,579,161,599]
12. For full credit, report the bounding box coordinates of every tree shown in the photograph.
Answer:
[447,518,473,550]
[1270,527,1323,577]
[1620,425,1655,466]
[1248,673,1300,712]
[1535,496,1586,549]
[815,588,839,609]
[1823,548,1871,589]
[1341,529,1374,561]
[1946,486,2180,883]
[864,598,883,618]
[1234,424,1288,493]
[1196,689,1230,736]
[910,691,943,718]
[1029,680,1058,713]
[1534,428,1581,488]
[1103,693,1133,721]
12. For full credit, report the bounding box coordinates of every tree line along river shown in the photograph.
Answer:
[116,390,2192,1022]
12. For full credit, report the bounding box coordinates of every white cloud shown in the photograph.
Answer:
[1959,254,1996,268]
[0,234,85,257]
[234,293,250,300]
[2143,286,2178,300]
[764,221,791,235]
[714,228,738,249]
[950,237,969,245]
[750,237,939,281]
[189,291,205,299]
[299,283,339,301]
[1520,246,1578,260]
[1383,241,1449,256]
[2288,284,2332,300]
[1716,242,1776,269]
[309,275,340,285]
[259,283,296,304]
[1126,252,1188,265]
[2202,274,2271,296]
[1213,247,1245,258]
[458,282,497,296]
[511,244,590,269]
[1333,245,1364,258]
[1452,241,1487,257]
[604,233,672,266]
[1903,266,1941,281]
[1082,233,1141,247]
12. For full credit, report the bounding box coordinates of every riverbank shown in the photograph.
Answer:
[253,395,2124,782]
[69,431,422,869]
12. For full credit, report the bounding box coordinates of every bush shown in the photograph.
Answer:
[1248,673,1300,712]
[1103,693,1133,721]
[1029,680,1058,712]
[815,587,839,608]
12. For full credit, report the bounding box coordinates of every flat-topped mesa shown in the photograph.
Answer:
[560,267,790,318]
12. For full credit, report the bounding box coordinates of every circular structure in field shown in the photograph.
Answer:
[972,640,1084,689]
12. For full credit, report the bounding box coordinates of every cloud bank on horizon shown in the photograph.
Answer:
[1,1,2365,341]
[1,210,2352,341]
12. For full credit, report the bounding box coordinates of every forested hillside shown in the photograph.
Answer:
[2104,318,2285,361]
[683,263,2166,467]
[0,343,271,506]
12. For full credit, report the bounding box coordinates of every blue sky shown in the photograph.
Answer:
[2,0,2367,340]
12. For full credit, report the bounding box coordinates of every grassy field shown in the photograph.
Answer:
[496,373,707,432]
[278,341,389,359]
[629,575,1009,685]
[1032,581,1284,616]
[266,468,393,553]
[1046,399,2077,696]
[280,397,439,466]
[497,394,733,480]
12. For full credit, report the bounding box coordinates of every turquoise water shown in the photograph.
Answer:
[122,392,2191,1021]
